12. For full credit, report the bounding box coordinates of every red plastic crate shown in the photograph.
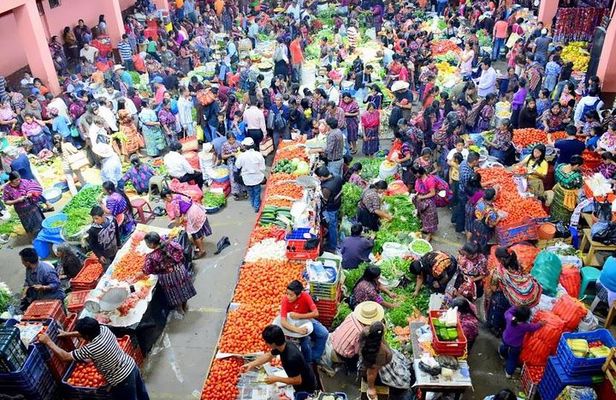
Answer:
[521,363,544,400]
[495,218,539,247]
[70,258,103,291]
[66,290,90,314]
[22,300,67,328]
[286,239,320,260]
[117,336,143,367]
[429,310,468,357]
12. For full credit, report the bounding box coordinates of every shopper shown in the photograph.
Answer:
[340,223,374,269]
[235,137,266,212]
[164,141,205,187]
[356,181,392,231]
[315,166,343,252]
[351,266,398,309]
[410,251,458,296]
[499,306,543,378]
[38,317,150,400]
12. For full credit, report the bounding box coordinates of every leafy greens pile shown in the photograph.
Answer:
[62,186,103,237]
[341,183,362,217]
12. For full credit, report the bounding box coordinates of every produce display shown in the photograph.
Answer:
[512,129,567,148]
[359,157,384,180]
[267,182,304,199]
[0,210,21,236]
[388,286,430,327]
[567,338,611,358]
[111,236,147,281]
[431,39,461,56]
[272,158,310,175]
[478,168,547,226]
[259,206,293,227]
[432,318,459,341]
[0,282,13,314]
[200,357,243,400]
[202,191,226,208]
[62,186,103,237]
[378,257,410,281]
[249,225,287,246]
[410,239,432,256]
[341,183,363,217]
[232,261,304,307]
[66,362,107,388]
[561,42,590,72]
[553,7,608,42]
[373,195,421,253]
[218,304,278,354]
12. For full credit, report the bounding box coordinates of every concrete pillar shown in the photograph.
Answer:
[101,0,126,45]
[538,0,559,28]
[597,10,616,94]
[13,0,60,94]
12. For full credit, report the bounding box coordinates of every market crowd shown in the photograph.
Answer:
[3,0,616,398]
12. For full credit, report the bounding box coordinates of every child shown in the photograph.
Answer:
[344,162,367,188]
[586,125,603,150]
[448,151,463,204]
[499,306,542,378]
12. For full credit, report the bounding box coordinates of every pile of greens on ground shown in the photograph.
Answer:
[62,186,103,237]
[372,195,420,253]
[341,183,362,218]
[202,192,226,208]
[0,210,21,236]
[359,157,384,180]
[379,257,410,280]
[387,285,430,327]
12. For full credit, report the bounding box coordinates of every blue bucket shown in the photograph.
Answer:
[33,239,51,259]
[41,213,68,235]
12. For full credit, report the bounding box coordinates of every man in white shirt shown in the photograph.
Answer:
[243,100,267,150]
[79,43,99,64]
[324,79,340,105]
[164,141,204,187]
[235,137,266,212]
[476,58,497,98]
[46,94,71,123]
[574,88,604,127]
[96,99,118,132]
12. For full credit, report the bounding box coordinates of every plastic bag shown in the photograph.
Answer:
[578,309,599,332]
[559,265,582,298]
[531,293,557,318]
[531,250,563,297]
[552,295,587,331]
[520,310,566,367]
[556,386,598,400]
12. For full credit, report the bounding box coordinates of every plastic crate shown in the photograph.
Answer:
[0,325,28,372]
[117,335,144,367]
[521,364,545,400]
[0,346,58,400]
[539,357,598,400]
[61,361,111,400]
[61,313,78,351]
[556,329,616,376]
[295,393,348,400]
[70,258,103,291]
[22,300,67,328]
[496,218,538,246]
[428,310,468,357]
[308,258,342,301]
[66,290,90,314]
[25,319,70,382]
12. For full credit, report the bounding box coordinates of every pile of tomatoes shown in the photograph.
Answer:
[66,362,107,388]
[218,304,278,354]
[200,358,243,400]
[233,261,304,307]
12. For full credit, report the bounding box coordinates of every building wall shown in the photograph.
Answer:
[0,0,135,78]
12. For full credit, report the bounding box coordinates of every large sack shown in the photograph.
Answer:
[520,310,566,367]
[552,294,587,331]
[531,251,563,297]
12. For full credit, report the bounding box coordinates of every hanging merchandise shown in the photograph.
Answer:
[553,7,608,42]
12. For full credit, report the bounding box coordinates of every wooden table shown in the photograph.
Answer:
[579,228,616,266]
[409,322,473,400]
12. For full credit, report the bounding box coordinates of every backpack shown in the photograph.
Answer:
[273,111,287,131]
[581,98,601,118]
[433,175,453,207]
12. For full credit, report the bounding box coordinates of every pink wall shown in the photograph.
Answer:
[0,0,135,77]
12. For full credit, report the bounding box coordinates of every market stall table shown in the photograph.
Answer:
[409,322,473,400]
[79,224,179,354]
[579,228,616,267]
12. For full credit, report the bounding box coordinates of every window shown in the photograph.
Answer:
[49,0,60,9]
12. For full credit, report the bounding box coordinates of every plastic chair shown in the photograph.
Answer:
[131,198,155,224]
[579,266,601,299]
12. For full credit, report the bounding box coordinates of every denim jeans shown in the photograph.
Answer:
[327,159,343,179]
[246,184,262,211]
[492,38,505,60]
[323,209,339,251]
[110,367,150,400]
[499,342,521,375]
[299,319,329,363]
[436,0,447,15]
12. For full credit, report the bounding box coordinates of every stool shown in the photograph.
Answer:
[579,228,616,266]
[131,199,155,224]
[579,266,601,300]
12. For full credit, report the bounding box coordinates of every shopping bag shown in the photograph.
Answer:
[260,137,274,157]
[506,32,520,48]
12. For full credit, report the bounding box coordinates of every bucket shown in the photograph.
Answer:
[33,239,51,259]
[537,223,556,240]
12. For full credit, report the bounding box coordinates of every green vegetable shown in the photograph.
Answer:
[331,302,352,330]
[202,192,226,208]
[379,257,410,280]
[50,220,65,228]
[384,329,402,351]
[0,210,20,235]
[63,208,92,237]
[62,186,103,237]
[344,262,369,292]
[272,159,296,174]
[410,239,432,256]
[0,282,12,314]
[386,285,430,327]
[341,183,362,218]
[358,157,384,180]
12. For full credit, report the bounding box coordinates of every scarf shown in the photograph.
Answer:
[496,264,541,307]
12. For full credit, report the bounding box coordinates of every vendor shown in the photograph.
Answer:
[87,205,121,267]
[164,141,205,188]
[2,171,46,238]
[55,243,86,279]
[102,181,136,240]
[19,247,65,311]
[280,280,329,364]
[450,296,480,349]
[142,232,196,317]
[315,166,343,252]
[331,301,384,371]
[516,144,548,198]
[356,181,392,231]
[340,223,374,269]
[548,155,584,224]
[470,188,504,254]
[485,118,515,166]
[243,325,318,394]
[413,166,438,242]
[160,188,211,259]
[359,321,412,399]
[410,251,457,297]
[37,317,150,400]
[350,266,398,309]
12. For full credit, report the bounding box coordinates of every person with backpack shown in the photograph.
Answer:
[268,94,290,149]
[574,88,604,127]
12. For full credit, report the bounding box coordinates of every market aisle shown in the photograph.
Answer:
[141,198,256,399]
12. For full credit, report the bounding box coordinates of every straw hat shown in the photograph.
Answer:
[391,80,410,92]
[353,301,385,325]
[113,64,125,72]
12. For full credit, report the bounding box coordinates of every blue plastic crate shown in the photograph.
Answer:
[0,346,57,400]
[556,329,616,376]
[295,393,348,400]
[539,357,597,400]
[61,361,112,400]
[286,228,316,240]
[0,325,28,372]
